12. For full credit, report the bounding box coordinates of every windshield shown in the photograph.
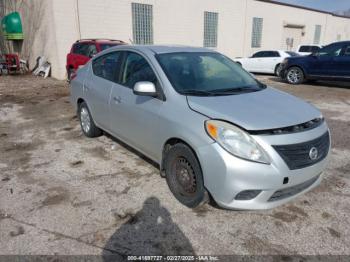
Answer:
[156,52,265,96]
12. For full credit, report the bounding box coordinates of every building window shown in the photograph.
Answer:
[314,25,322,44]
[251,17,263,48]
[132,3,153,45]
[203,11,218,48]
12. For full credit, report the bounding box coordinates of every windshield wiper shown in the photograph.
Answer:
[180,90,218,96]
[209,86,261,94]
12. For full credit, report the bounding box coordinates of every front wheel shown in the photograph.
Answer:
[164,143,208,208]
[286,67,304,85]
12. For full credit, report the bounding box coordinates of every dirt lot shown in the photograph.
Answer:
[0,75,350,257]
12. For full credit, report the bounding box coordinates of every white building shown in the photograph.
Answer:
[2,0,350,79]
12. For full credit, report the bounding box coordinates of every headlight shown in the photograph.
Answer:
[205,120,271,164]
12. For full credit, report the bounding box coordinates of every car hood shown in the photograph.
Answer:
[286,55,311,63]
[186,87,321,131]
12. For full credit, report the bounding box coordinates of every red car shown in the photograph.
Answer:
[66,39,126,81]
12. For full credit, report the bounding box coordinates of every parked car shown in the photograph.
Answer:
[280,41,350,84]
[296,44,323,56]
[234,50,299,76]
[66,39,126,81]
[70,45,330,210]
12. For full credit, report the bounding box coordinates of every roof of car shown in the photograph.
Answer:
[113,45,216,54]
[335,41,350,44]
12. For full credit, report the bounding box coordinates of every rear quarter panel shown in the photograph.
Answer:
[70,63,90,112]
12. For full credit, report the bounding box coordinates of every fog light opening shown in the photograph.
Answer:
[283,177,289,184]
[235,190,262,200]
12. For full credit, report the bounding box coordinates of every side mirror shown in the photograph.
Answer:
[133,81,157,97]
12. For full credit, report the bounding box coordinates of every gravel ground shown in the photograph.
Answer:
[0,75,349,258]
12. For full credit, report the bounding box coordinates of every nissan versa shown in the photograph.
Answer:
[70,45,330,210]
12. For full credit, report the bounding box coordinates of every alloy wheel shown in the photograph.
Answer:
[287,68,302,84]
[80,107,91,134]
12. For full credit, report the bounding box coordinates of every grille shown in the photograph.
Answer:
[273,131,330,170]
[268,175,319,202]
[249,117,324,135]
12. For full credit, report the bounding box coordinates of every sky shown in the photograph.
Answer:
[275,0,350,12]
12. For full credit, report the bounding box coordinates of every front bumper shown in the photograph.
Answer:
[196,122,330,210]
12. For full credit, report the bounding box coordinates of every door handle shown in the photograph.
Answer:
[113,96,122,104]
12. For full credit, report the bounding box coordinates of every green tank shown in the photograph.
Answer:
[1,12,24,40]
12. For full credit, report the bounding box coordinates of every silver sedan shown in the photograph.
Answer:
[70,45,330,210]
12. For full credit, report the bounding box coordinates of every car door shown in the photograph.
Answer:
[109,51,163,159]
[85,51,121,131]
[308,43,343,77]
[245,51,266,72]
[260,51,281,73]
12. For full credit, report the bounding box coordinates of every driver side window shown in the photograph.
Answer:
[121,52,158,89]
[319,44,342,57]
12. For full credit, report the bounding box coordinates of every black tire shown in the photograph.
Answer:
[78,102,102,138]
[275,63,282,77]
[164,143,208,208]
[286,66,304,85]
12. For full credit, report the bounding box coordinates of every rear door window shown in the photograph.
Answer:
[92,52,121,82]
[265,51,280,57]
[252,51,279,58]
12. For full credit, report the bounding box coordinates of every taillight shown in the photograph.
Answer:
[71,71,77,80]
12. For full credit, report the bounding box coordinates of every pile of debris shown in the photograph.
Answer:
[0,54,51,78]
[0,54,28,75]
[32,56,51,78]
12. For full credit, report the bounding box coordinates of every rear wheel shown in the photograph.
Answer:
[164,143,208,208]
[286,66,304,85]
[78,102,102,138]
